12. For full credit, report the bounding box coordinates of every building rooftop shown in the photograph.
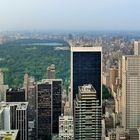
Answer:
[71,46,102,52]
[122,55,140,58]
[134,41,140,43]
[0,130,18,140]
[0,102,28,110]
[59,115,73,121]
[79,84,96,93]
[16,103,28,110]
[7,88,25,92]
[37,78,62,84]
[47,64,55,70]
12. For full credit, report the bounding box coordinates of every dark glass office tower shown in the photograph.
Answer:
[52,80,62,134]
[36,79,62,140]
[6,88,25,102]
[37,83,52,140]
[71,47,102,105]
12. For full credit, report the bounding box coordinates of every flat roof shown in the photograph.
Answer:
[0,130,18,140]
[37,78,62,84]
[71,46,102,52]
[122,55,140,58]
[79,84,96,93]
[0,102,28,110]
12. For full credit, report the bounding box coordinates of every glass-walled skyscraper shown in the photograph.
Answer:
[71,47,102,106]
[36,79,62,140]
[71,46,102,139]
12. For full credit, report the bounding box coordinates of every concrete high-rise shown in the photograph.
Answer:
[47,64,56,79]
[15,103,28,140]
[0,108,4,130]
[121,55,140,140]
[0,102,28,140]
[74,84,102,140]
[71,46,102,108]
[59,115,74,140]
[25,76,36,140]
[134,41,140,55]
[0,69,8,101]
[36,79,62,140]
[23,73,29,101]
[59,89,74,140]
[0,69,4,85]
[0,104,10,130]
[109,66,118,91]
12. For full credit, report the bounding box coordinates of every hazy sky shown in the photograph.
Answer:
[0,0,140,31]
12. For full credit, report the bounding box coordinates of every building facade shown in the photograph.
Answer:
[47,64,56,79]
[0,108,4,130]
[134,41,140,55]
[0,102,28,140]
[37,82,52,140]
[108,128,130,140]
[121,55,140,140]
[36,79,62,140]
[16,103,28,140]
[74,84,102,140]
[59,91,74,140]
[59,115,74,140]
[71,46,102,108]
[6,88,25,102]
[0,69,8,101]
[109,66,118,91]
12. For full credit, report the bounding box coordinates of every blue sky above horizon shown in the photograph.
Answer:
[0,0,140,31]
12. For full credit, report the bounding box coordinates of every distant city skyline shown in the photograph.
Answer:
[0,0,140,31]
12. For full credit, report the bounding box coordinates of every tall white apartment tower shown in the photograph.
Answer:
[0,69,4,85]
[0,69,8,101]
[121,55,140,140]
[134,41,140,55]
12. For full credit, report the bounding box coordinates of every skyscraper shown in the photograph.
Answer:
[52,80,62,134]
[121,55,140,140]
[26,76,36,140]
[59,90,74,140]
[15,103,28,140]
[109,66,118,90]
[0,69,8,101]
[74,84,102,140]
[0,104,10,130]
[0,108,4,130]
[47,64,56,79]
[0,102,28,140]
[0,69,4,85]
[36,81,52,140]
[6,88,25,102]
[134,41,140,55]
[36,79,62,140]
[23,73,29,101]
[71,46,102,108]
